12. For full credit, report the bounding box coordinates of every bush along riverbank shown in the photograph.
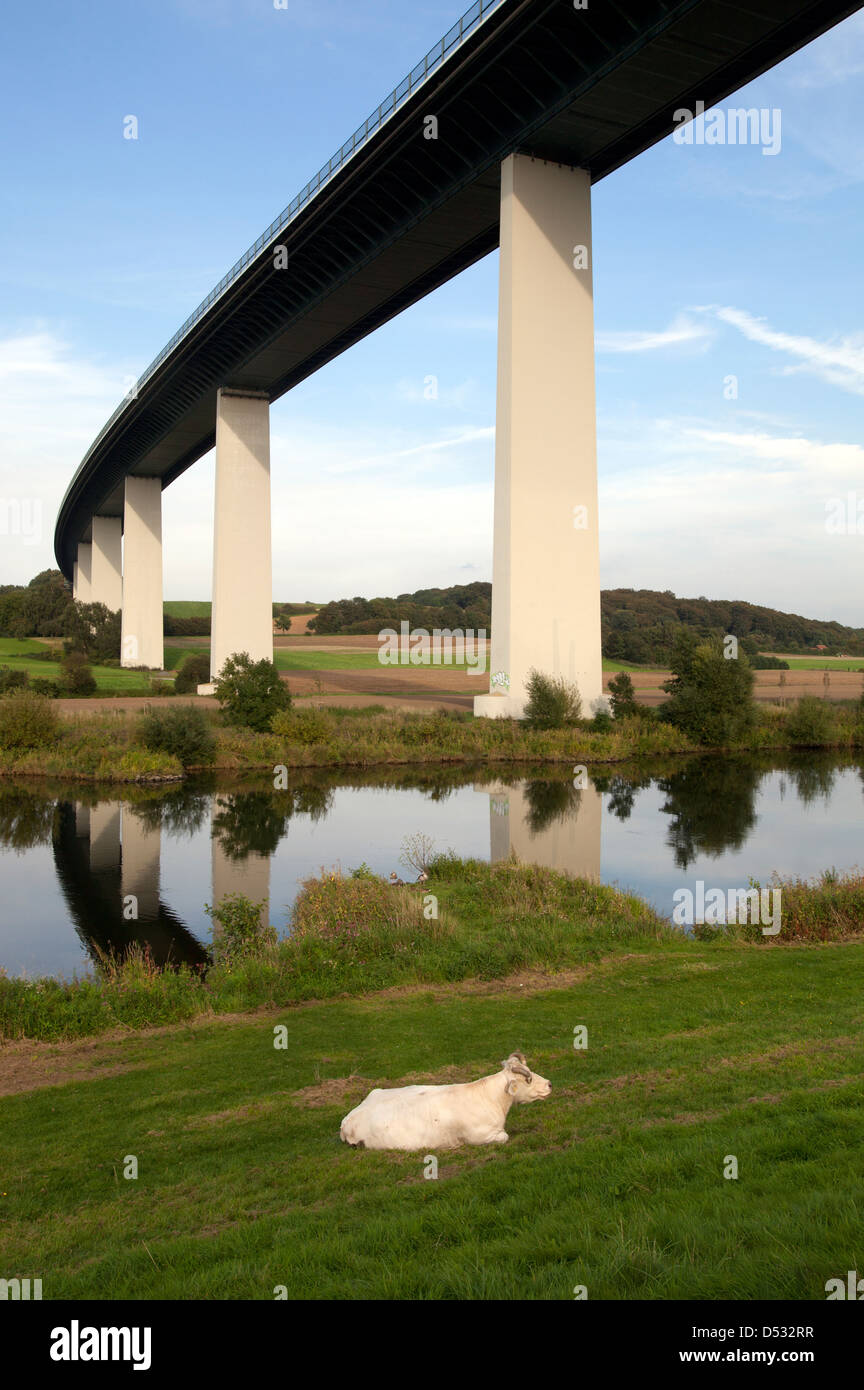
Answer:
[3,695,864,783]
[1,859,862,1042]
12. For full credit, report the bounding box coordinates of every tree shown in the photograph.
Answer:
[607,671,639,719]
[273,604,292,634]
[660,633,756,746]
[60,650,97,696]
[213,652,291,732]
[65,602,121,663]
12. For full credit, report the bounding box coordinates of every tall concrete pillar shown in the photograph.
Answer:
[121,477,164,670]
[475,155,603,719]
[74,542,93,604]
[210,388,273,682]
[90,516,123,612]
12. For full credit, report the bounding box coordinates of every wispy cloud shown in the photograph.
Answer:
[596,314,713,354]
[706,305,864,396]
[320,426,494,475]
[785,13,864,89]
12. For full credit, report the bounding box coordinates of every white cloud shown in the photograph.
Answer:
[708,305,864,396]
[599,419,864,623]
[596,314,713,354]
[0,331,135,581]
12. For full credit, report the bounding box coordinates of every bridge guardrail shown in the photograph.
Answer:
[79,0,509,471]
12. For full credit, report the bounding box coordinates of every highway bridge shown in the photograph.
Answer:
[54,0,862,712]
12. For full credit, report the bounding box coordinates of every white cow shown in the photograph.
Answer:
[339,1052,552,1151]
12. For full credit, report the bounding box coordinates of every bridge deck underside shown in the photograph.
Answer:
[56,0,861,575]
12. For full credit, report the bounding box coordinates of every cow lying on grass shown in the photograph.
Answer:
[339,1052,552,1151]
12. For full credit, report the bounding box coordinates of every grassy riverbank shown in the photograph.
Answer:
[3,700,864,782]
[0,861,670,1041]
[1,908,861,1298]
[2,858,861,1044]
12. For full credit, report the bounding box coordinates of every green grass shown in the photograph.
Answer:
[0,861,669,1040]
[4,697,864,782]
[163,601,212,618]
[782,657,864,671]
[1,935,861,1299]
[0,640,154,695]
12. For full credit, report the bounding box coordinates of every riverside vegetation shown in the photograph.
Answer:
[2,855,862,1043]
[2,645,864,781]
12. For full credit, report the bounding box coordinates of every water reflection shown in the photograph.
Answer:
[52,801,208,972]
[0,752,861,978]
[482,780,602,880]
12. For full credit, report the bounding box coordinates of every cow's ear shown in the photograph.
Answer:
[506,1080,518,1096]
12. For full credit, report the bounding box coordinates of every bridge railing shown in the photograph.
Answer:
[81,0,508,470]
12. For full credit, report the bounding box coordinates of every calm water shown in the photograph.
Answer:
[1,754,862,979]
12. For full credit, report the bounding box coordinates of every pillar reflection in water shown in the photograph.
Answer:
[210,796,271,928]
[480,780,602,881]
[52,800,208,971]
[121,805,161,921]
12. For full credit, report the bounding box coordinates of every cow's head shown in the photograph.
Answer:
[501,1051,552,1102]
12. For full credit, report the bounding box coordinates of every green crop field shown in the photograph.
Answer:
[781,657,864,671]
[163,601,212,618]
[0,638,154,694]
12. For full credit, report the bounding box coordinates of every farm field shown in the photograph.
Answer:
[780,656,864,671]
[2,937,861,1300]
[0,639,153,694]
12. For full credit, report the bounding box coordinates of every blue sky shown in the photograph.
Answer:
[2,0,863,622]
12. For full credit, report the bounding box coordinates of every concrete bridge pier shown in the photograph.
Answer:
[475,154,603,720]
[209,388,274,683]
[121,477,164,670]
[73,542,92,603]
[90,516,123,612]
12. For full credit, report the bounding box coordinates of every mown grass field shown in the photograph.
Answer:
[783,657,864,671]
[0,639,153,694]
[163,601,211,618]
[2,937,861,1300]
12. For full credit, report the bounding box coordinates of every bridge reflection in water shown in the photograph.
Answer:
[478,781,602,881]
[51,780,602,970]
[53,797,272,971]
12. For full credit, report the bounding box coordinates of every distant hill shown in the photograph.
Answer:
[602,589,864,664]
[162,600,319,636]
[308,583,864,663]
[307,583,492,635]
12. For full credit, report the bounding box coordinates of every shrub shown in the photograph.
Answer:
[608,671,639,719]
[59,650,97,696]
[271,707,332,744]
[523,669,583,729]
[214,652,291,732]
[0,666,29,694]
[65,601,121,663]
[136,704,217,768]
[785,696,837,746]
[205,893,276,963]
[174,653,211,694]
[0,690,60,750]
[661,633,755,746]
[30,678,59,698]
